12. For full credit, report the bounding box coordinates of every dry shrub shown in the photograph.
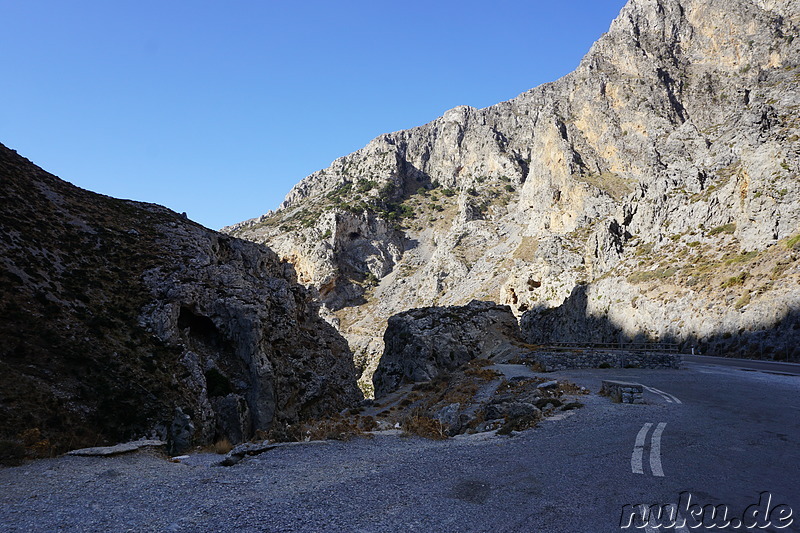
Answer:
[558,382,589,395]
[401,409,446,440]
[28,439,53,458]
[19,428,53,459]
[510,340,542,350]
[413,376,449,396]
[464,366,501,380]
[20,428,42,446]
[464,358,501,380]
[442,380,479,404]
[213,438,233,454]
[356,415,377,432]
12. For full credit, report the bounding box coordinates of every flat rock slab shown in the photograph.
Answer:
[67,440,166,457]
[222,439,328,466]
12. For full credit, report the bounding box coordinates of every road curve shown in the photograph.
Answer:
[682,354,800,376]
[1,364,798,532]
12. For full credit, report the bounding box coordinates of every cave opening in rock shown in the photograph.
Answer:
[178,306,226,352]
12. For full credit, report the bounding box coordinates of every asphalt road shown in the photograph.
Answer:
[682,354,800,376]
[1,360,798,532]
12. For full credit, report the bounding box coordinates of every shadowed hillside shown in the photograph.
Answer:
[0,143,360,460]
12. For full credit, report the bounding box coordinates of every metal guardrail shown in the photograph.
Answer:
[543,342,681,353]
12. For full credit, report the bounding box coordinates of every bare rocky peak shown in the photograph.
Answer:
[226,0,800,394]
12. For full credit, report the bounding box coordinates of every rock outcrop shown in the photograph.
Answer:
[227,0,800,385]
[0,143,360,456]
[373,301,523,397]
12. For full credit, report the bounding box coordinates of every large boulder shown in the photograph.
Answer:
[372,300,523,397]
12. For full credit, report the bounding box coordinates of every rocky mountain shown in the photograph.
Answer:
[226,0,800,395]
[0,143,360,458]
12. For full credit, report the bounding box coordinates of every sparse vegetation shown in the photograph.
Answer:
[734,292,751,309]
[635,242,654,256]
[213,438,233,454]
[627,266,678,283]
[723,251,758,265]
[401,409,447,440]
[575,171,635,200]
[722,272,748,288]
[708,223,736,236]
[513,237,539,259]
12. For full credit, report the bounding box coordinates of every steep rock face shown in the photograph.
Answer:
[0,144,360,454]
[227,0,800,389]
[373,301,523,397]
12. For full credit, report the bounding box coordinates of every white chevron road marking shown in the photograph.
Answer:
[643,385,682,404]
[650,422,667,477]
[631,422,667,477]
[631,422,653,475]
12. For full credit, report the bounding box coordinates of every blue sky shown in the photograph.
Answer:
[1,0,627,230]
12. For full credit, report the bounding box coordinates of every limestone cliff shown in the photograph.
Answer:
[0,143,360,456]
[226,0,800,392]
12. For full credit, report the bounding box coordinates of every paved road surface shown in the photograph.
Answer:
[683,354,800,376]
[1,362,798,532]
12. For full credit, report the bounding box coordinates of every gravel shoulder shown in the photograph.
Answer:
[0,396,595,533]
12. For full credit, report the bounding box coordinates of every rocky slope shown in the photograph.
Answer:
[0,143,360,458]
[226,0,800,393]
